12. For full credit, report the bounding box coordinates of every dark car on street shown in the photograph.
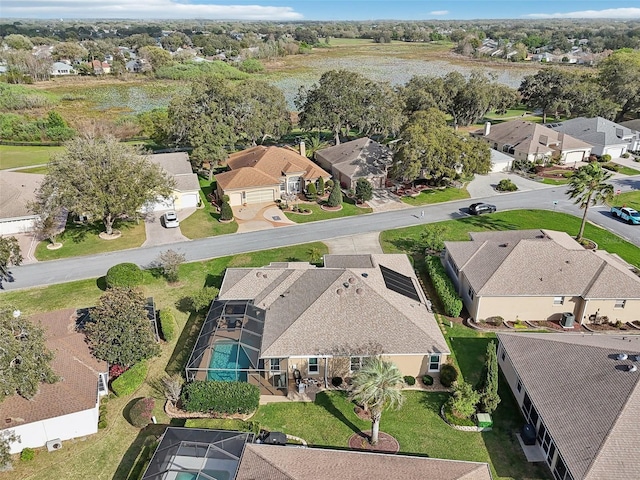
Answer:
[468,203,497,215]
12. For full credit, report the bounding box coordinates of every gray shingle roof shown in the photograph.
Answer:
[315,137,393,179]
[218,254,449,358]
[498,333,640,480]
[547,117,637,148]
[147,152,200,193]
[237,444,493,480]
[445,230,640,299]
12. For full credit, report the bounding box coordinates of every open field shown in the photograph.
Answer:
[0,145,64,170]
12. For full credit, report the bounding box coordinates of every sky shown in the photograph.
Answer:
[2,1,640,21]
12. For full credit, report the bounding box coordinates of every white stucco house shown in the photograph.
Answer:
[145,152,201,212]
[0,309,108,454]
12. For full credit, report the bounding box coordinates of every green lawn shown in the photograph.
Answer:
[541,177,570,185]
[34,220,146,261]
[0,144,64,170]
[400,187,470,206]
[380,209,640,268]
[605,162,640,176]
[284,196,372,223]
[610,190,640,211]
[179,179,238,239]
[14,165,49,174]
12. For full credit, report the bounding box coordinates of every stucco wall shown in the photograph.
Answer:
[0,216,37,235]
[476,295,581,322]
[582,299,640,324]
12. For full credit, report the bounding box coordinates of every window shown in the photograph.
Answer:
[553,296,564,305]
[428,354,440,372]
[270,358,280,371]
[308,357,319,375]
[350,357,363,372]
[279,181,286,192]
[614,299,626,309]
[468,287,475,301]
[517,380,522,392]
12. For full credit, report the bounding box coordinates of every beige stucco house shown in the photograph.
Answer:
[443,229,640,324]
[471,120,592,163]
[185,254,449,396]
[215,146,330,207]
[498,332,640,480]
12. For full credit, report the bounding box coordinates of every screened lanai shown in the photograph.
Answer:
[185,300,286,395]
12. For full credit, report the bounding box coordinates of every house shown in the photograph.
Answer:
[497,332,640,480]
[90,59,110,75]
[619,119,640,145]
[471,121,592,163]
[50,61,74,76]
[0,309,108,454]
[546,117,640,157]
[142,427,493,480]
[0,171,44,235]
[314,137,393,189]
[443,229,640,324]
[489,149,513,173]
[125,59,143,72]
[185,254,449,396]
[145,152,201,211]
[215,146,330,207]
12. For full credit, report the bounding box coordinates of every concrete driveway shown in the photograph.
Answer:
[234,203,296,233]
[142,210,191,247]
[324,232,383,254]
[367,189,409,212]
[467,172,554,198]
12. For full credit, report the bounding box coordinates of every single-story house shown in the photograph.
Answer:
[215,146,330,207]
[498,332,640,480]
[546,117,640,157]
[471,121,592,163]
[0,171,44,235]
[50,61,74,76]
[142,427,493,480]
[619,119,640,137]
[314,137,393,189]
[489,148,513,173]
[145,152,201,212]
[185,254,449,396]
[0,309,108,454]
[443,229,640,324]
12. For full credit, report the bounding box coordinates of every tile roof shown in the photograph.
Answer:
[315,137,393,179]
[218,254,449,358]
[215,167,280,190]
[547,117,637,148]
[0,309,107,429]
[473,120,591,155]
[0,171,44,219]
[237,444,493,480]
[498,333,640,480]
[445,230,640,299]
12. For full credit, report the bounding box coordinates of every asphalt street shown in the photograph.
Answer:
[2,176,639,291]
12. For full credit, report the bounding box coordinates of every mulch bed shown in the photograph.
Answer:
[585,322,631,332]
[348,431,399,453]
[320,204,343,211]
[535,320,587,332]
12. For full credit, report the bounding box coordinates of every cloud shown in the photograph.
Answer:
[430,10,449,16]
[525,7,640,19]
[1,0,304,20]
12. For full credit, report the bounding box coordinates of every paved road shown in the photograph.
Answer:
[2,177,639,291]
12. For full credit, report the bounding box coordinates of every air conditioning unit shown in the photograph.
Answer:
[46,439,63,452]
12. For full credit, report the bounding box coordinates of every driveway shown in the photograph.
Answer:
[142,210,191,247]
[234,203,296,233]
[367,189,410,212]
[324,232,383,254]
[467,172,554,199]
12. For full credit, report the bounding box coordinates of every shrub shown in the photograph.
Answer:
[159,310,176,342]
[129,397,155,428]
[331,376,343,387]
[325,179,334,190]
[601,154,612,162]
[111,361,148,397]
[105,263,143,289]
[404,375,416,386]
[440,364,458,388]
[306,182,317,200]
[355,178,373,203]
[181,381,259,414]
[20,448,35,461]
[621,152,630,159]
[187,286,219,312]
[422,374,434,386]
[109,364,126,380]
[317,177,325,194]
[602,163,620,172]
[327,182,343,207]
[425,256,463,317]
[98,420,107,429]
[157,249,185,283]
[486,316,504,326]
[496,179,518,192]
[220,201,233,221]
[239,58,264,73]
[447,381,481,419]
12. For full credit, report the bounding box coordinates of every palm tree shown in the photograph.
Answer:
[567,162,614,242]
[349,357,404,445]
[303,134,330,159]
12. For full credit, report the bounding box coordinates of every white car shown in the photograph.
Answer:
[162,211,180,228]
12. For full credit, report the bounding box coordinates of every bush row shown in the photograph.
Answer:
[181,381,260,414]
[159,310,176,342]
[111,361,148,397]
[425,256,463,317]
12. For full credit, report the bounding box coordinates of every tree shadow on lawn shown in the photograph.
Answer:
[316,391,364,436]
[165,310,205,375]
[112,423,166,480]
[456,215,519,232]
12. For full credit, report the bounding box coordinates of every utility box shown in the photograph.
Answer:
[476,413,493,428]
[560,312,575,328]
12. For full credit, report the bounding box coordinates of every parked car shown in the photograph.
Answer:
[162,210,180,228]
[610,206,640,225]
[468,203,497,215]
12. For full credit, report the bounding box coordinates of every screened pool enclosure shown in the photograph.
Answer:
[185,300,287,395]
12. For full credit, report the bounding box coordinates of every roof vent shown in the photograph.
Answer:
[361,273,369,278]
[616,353,628,361]
[356,288,363,295]
[256,272,262,278]
[336,288,343,295]
[348,277,356,284]
[500,243,509,247]
[628,364,637,373]
[631,355,640,362]
[343,282,350,288]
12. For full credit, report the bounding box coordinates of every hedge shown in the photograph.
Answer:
[181,381,260,415]
[111,361,148,397]
[425,256,463,317]
[159,310,176,342]
[105,263,143,289]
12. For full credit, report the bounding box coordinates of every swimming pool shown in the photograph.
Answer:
[208,341,250,382]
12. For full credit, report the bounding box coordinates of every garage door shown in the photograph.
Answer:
[491,160,511,173]
[565,151,586,163]
[604,147,624,159]
[228,192,243,206]
[180,193,199,208]
[245,190,274,204]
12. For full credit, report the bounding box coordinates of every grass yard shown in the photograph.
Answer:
[14,165,49,174]
[605,162,640,176]
[380,209,640,268]
[610,190,640,211]
[179,179,238,239]
[0,144,64,170]
[400,187,470,206]
[34,220,146,261]
[541,177,570,185]
[284,196,372,223]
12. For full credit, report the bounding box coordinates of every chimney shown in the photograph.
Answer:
[299,141,306,158]
[484,122,491,136]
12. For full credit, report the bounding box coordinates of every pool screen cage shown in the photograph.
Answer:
[185,300,286,392]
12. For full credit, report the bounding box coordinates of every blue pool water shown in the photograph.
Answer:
[208,341,250,382]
